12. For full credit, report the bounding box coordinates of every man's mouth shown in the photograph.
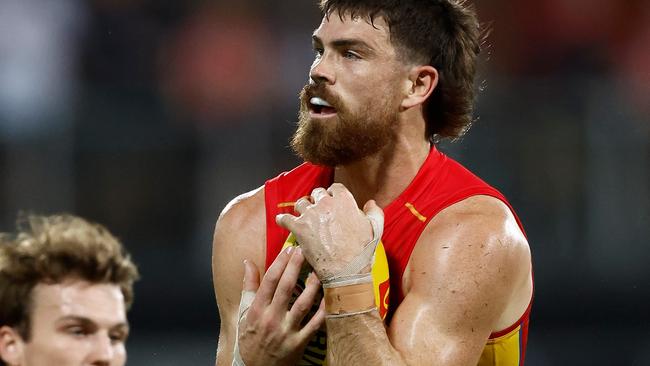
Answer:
[309,97,337,115]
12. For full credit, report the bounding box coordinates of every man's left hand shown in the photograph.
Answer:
[275,183,383,280]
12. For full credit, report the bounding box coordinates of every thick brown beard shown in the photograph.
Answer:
[291,85,397,166]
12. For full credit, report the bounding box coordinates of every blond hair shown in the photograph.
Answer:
[0,214,139,340]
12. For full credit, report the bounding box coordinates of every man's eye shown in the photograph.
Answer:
[313,48,324,58]
[66,326,88,336]
[110,332,128,343]
[343,50,360,60]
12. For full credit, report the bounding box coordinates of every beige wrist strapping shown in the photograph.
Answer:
[232,290,255,366]
[321,211,383,317]
[324,281,376,318]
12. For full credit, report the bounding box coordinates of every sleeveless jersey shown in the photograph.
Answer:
[264,146,532,365]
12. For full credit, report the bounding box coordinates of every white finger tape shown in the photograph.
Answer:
[232,290,256,366]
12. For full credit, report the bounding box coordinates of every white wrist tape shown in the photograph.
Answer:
[232,290,255,366]
[321,210,383,288]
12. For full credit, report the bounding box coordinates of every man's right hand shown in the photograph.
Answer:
[237,246,325,366]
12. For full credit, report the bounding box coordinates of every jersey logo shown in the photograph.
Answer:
[404,202,427,222]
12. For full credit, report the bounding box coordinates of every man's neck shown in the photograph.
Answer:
[333,137,430,209]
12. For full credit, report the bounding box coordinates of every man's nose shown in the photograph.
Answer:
[309,54,335,85]
[89,334,114,366]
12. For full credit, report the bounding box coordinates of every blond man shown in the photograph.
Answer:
[0,215,139,366]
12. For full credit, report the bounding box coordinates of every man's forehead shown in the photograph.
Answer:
[313,13,391,48]
[32,280,127,325]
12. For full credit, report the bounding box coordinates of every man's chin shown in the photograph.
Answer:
[292,142,341,167]
[297,146,367,167]
[295,150,337,167]
[292,112,392,166]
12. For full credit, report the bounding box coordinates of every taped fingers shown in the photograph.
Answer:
[234,289,256,366]
[238,289,256,320]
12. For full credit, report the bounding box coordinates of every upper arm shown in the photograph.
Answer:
[387,196,532,366]
[212,187,266,365]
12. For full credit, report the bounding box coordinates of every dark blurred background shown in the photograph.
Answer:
[0,0,648,365]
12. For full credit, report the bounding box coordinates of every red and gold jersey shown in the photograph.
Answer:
[264,146,532,365]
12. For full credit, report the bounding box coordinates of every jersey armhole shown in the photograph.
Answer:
[488,295,532,339]
[264,179,284,270]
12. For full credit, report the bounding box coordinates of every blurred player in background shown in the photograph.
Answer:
[0,215,139,366]
[213,0,533,365]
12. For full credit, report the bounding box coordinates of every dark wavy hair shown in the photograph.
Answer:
[320,0,482,140]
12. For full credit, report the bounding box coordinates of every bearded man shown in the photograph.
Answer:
[212,1,533,365]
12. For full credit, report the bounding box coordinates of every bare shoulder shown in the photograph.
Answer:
[212,185,267,274]
[422,195,528,260]
[404,194,531,329]
[434,194,528,248]
[407,194,531,289]
[387,195,532,364]
[213,185,267,253]
[212,187,267,365]
[212,186,267,315]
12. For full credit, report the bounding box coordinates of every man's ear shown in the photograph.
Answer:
[0,326,24,366]
[401,65,438,110]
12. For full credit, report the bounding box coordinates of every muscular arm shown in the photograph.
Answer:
[212,187,266,366]
[213,187,325,366]
[326,196,532,365]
